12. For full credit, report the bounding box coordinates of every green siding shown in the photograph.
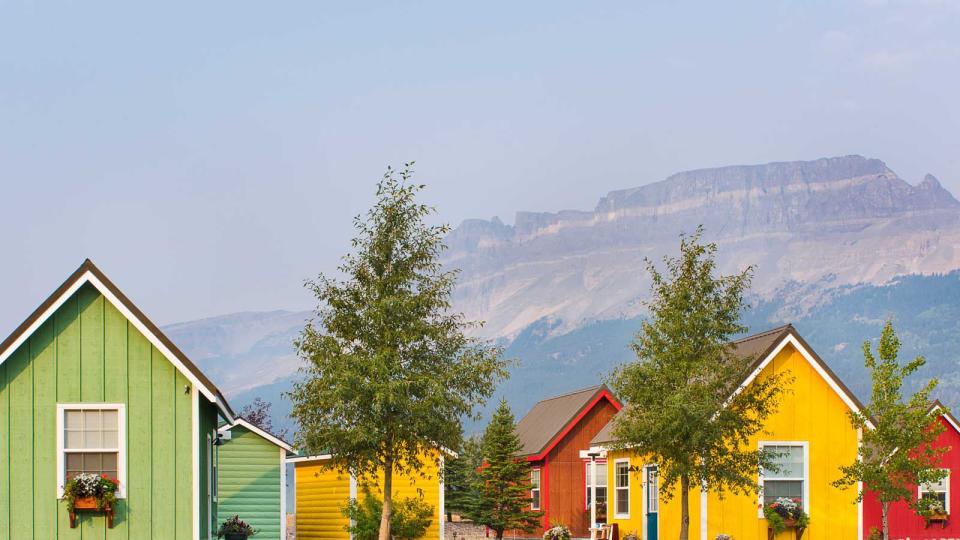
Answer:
[218,425,284,540]
[0,283,219,538]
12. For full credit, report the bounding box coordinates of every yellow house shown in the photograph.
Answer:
[290,450,446,540]
[591,325,866,540]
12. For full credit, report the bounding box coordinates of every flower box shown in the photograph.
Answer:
[69,496,114,528]
[924,511,949,529]
[766,518,806,540]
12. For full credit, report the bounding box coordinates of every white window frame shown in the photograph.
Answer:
[757,441,808,519]
[56,403,127,499]
[530,468,541,510]
[918,468,951,513]
[613,458,631,519]
[583,459,608,510]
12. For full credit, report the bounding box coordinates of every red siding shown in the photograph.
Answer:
[864,415,960,539]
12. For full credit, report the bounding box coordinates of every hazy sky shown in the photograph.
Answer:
[1,0,958,331]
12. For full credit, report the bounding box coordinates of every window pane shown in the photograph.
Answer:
[596,464,608,487]
[763,480,803,505]
[83,453,103,472]
[102,430,118,449]
[531,489,540,509]
[84,411,102,430]
[531,470,540,488]
[102,410,118,430]
[66,454,83,478]
[763,445,804,479]
[102,452,117,471]
[616,488,629,514]
[616,462,629,488]
[65,430,83,449]
[65,411,82,429]
[83,429,102,449]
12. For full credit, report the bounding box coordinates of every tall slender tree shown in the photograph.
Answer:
[833,321,947,540]
[607,226,788,540]
[468,399,542,540]
[289,164,509,540]
[444,435,482,521]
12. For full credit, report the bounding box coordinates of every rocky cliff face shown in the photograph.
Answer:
[444,156,960,338]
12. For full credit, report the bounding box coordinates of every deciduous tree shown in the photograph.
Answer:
[607,226,788,540]
[833,321,946,540]
[289,164,508,540]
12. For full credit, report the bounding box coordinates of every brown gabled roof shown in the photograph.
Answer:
[515,384,620,459]
[0,259,235,420]
[591,324,868,445]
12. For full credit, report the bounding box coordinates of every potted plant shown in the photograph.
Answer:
[217,515,258,539]
[543,524,571,540]
[62,473,119,528]
[916,496,949,528]
[762,497,810,534]
[622,533,639,540]
[716,535,734,540]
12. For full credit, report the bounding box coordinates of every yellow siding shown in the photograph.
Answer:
[295,452,444,540]
[295,463,352,539]
[606,342,861,540]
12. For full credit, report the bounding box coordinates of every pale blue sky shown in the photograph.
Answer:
[1,0,958,330]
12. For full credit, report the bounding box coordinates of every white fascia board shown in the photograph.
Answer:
[219,418,294,452]
[0,271,229,415]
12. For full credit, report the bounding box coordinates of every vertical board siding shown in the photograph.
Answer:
[0,284,204,538]
[218,426,283,539]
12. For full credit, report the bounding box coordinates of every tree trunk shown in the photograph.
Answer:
[379,454,394,540]
[495,527,504,540]
[881,501,889,540]
[679,474,690,540]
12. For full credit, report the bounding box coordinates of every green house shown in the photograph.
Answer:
[217,418,295,540]
[0,260,235,539]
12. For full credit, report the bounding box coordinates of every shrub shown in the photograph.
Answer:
[343,491,434,540]
[543,525,571,540]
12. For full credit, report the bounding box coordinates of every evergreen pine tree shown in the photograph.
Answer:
[468,399,542,540]
[444,435,481,521]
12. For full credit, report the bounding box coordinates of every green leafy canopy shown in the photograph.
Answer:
[288,164,509,537]
[833,321,947,539]
[606,226,789,539]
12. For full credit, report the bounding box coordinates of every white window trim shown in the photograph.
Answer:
[530,468,541,510]
[583,459,608,510]
[613,458,630,519]
[918,468,951,513]
[56,403,127,499]
[757,441,809,519]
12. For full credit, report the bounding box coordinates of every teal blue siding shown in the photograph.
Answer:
[218,425,284,539]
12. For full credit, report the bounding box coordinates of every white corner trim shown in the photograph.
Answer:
[280,447,288,540]
[734,334,872,429]
[438,453,445,540]
[857,426,864,540]
[56,403,127,499]
[192,386,201,540]
[700,482,707,540]
[349,473,358,540]
[219,418,293,452]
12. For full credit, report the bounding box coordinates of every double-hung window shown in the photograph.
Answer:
[57,404,126,498]
[919,469,950,512]
[759,442,807,513]
[584,461,608,509]
[530,469,541,510]
[614,459,630,518]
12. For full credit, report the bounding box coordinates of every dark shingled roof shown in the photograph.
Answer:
[515,385,617,458]
[590,324,862,445]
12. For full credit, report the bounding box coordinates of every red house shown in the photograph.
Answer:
[864,401,960,539]
[512,385,621,538]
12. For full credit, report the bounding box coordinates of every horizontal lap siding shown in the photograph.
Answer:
[0,284,198,538]
[295,463,352,539]
[218,425,283,539]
